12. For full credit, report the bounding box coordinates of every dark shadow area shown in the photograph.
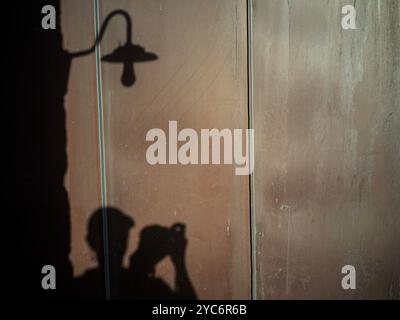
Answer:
[4,0,73,298]
[73,208,197,300]
[2,1,194,300]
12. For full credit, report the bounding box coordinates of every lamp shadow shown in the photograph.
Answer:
[102,41,158,86]
[70,8,158,87]
[73,208,197,300]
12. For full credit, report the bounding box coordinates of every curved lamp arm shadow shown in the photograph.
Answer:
[69,9,132,59]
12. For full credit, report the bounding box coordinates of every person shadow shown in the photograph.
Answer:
[73,207,197,300]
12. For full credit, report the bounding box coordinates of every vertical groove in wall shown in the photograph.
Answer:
[93,0,111,300]
[247,0,257,300]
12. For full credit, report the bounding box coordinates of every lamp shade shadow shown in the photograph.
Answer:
[102,41,158,87]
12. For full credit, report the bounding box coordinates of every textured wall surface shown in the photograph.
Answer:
[98,0,250,299]
[61,0,399,300]
[64,0,251,299]
[253,0,400,299]
[62,0,102,278]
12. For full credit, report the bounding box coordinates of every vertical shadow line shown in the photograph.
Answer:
[93,0,111,300]
[247,0,257,300]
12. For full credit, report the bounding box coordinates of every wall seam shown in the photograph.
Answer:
[93,0,111,300]
[247,0,257,300]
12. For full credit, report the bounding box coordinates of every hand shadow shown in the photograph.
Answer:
[127,223,197,300]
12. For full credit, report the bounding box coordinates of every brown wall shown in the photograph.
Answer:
[62,0,400,299]
[252,0,400,299]
[62,0,102,278]
[98,0,250,299]
[64,0,250,299]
